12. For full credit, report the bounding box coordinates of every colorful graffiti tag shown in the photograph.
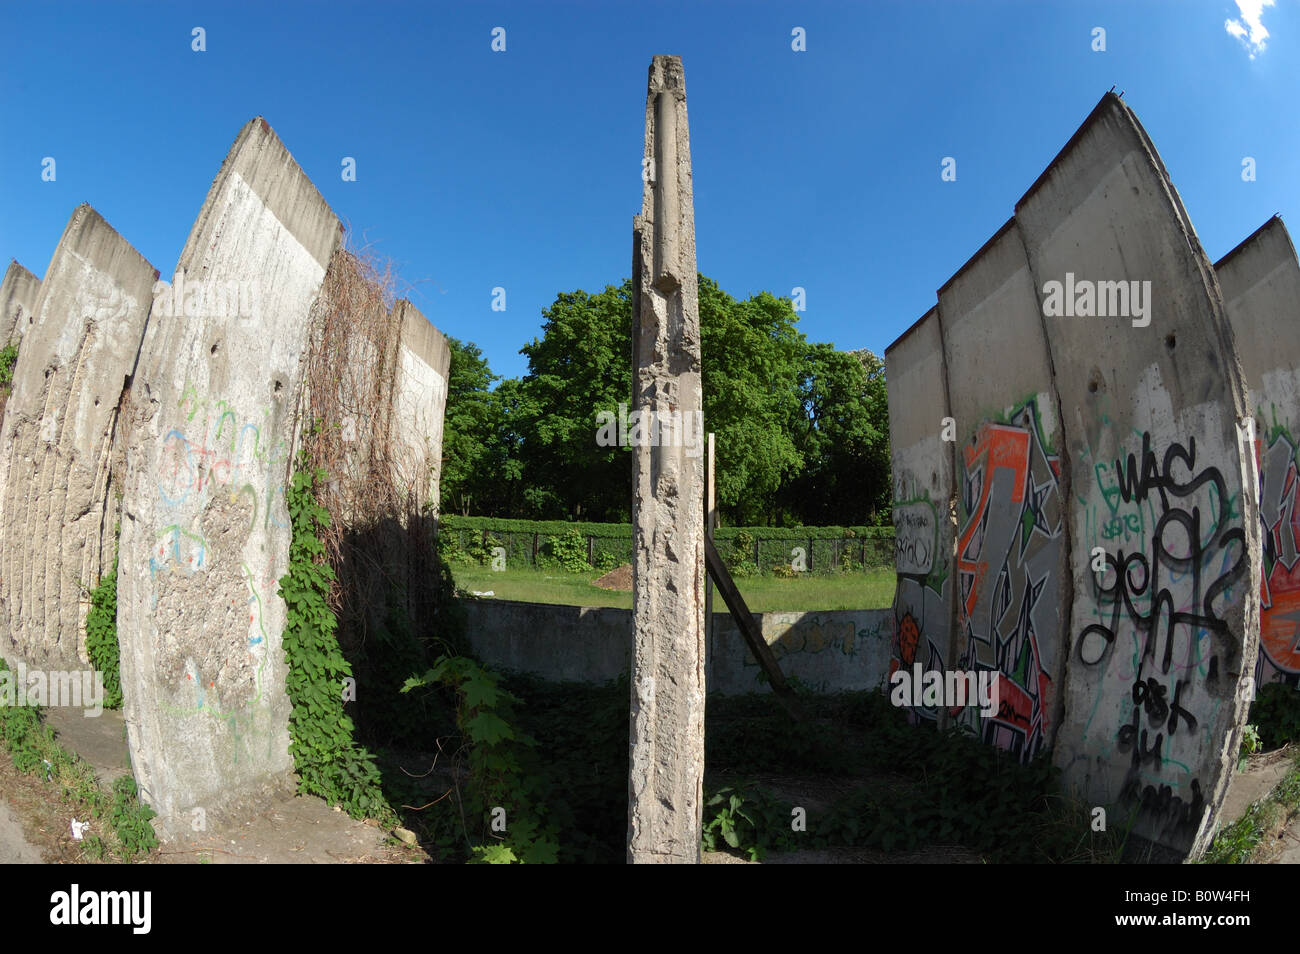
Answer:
[891,482,949,722]
[1257,424,1300,686]
[149,382,287,759]
[953,400,1063,762]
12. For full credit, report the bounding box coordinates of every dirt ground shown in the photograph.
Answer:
[1,712,1294,864]
[592,564,633,591]
[0,711,429,864]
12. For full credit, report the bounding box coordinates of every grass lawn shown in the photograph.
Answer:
[450,565,896,612]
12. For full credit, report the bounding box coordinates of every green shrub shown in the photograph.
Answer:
[537,530,590,573]
[402,656,560,863]
[85,552,123,710]
[1249,683,1300,750]
[0,342,18,387]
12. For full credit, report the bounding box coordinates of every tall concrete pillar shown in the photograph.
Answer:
[0,262,41,347]
[0,206,156,667]
[627,55,707,864]
[116,118,341,834]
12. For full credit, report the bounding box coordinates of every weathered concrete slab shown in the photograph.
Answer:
[936,221,1070,761]
[1015,93,1258,858]
[1216,217,1300,689]
[391,299,449,512]
[0,261,40,346]
[628,55,707,864]
[0,205,156,668]
[884,307,955,725]
[116,118,341,836]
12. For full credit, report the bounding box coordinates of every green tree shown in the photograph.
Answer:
[442,277,891,527]
[440,338,527,517]
[698,278,806,525]
[441,337,498,516]
[779,345,890,524]
[514,283,636,521]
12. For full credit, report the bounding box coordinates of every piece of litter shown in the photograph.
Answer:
[471,590,495,597]
[71,819,89,840]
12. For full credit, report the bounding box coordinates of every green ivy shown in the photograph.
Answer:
[85,548,122,710]
[279,453,391,823]
[0,342,18,387]
[402,655,560,863]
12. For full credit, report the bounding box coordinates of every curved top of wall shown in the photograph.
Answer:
[178,117,341,274]
[395,299,450,380]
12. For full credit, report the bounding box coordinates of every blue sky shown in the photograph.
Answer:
[1,1,1296,382]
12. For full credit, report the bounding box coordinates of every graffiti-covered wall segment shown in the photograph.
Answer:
[1216,216,1300,690]
[886,92,1262,860]
[116,118,343,835]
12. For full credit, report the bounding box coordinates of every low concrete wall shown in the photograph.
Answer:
[461,597,893,695]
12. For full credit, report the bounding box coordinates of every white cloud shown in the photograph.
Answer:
[1224,0,1275,59]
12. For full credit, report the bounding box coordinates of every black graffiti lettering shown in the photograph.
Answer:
[1167,679,1197,735]
[1117,704,1164,769]
[1121,776,1205,832]
[1132,677,1169,725]
[1114,434,1225,511]
[997,698,1030,727]
[1080,432,1248,677]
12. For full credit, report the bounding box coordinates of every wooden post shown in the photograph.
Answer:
[705,537,804,722]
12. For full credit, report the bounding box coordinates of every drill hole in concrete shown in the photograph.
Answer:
[1088,379,1099,394]
[1165,333,1176,351]
[210,343,219,355]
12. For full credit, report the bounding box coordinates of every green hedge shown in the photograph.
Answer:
[440,516,894,574]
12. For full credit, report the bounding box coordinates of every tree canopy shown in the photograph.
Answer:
[439,274,890,527]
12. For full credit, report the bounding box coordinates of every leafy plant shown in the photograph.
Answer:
[0,342,18,387]
[537,530,590,573]
[279,454,391,823]
[1203,802,1268,864]
[402,655,560,864]
[84,549,123,710]
[108,776,157,860]
[1249,683,1300,750]
[1239,723,1262,771]
[727,531,757,578]
[439,529,496,568]
[0,660,155,861]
